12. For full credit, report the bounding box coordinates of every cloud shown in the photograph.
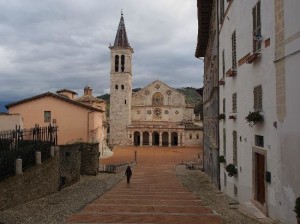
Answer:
[0,0,203,102]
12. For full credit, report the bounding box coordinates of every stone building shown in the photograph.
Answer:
[195,0,219,188]
[196,0,300,223]
[109,13,202,147]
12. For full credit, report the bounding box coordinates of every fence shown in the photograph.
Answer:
[0,125,58,180]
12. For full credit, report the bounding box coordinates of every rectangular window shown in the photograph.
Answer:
[254,85,263,111]
[255,135,264,147]
[121,85,124,90]
[232,31,237,70]
[253,1,262,52]
[232,93,237,113]
[223,98,226,113]
[233,130,237,166]
[220,0,225,21]
[222,50,225,78]
[44,111,51,123]
[115,85,118,90]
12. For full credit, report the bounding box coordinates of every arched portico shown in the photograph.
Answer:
[152,131,159,146]
[171,132,178,146]
[162,132,168,146]
[143,131,150,145]
[134,131,140,146]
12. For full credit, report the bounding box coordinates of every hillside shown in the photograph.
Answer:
[97,87,203,117]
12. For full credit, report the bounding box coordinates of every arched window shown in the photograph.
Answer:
[121,55,125,72]
[152,92,164,106]
[115,55,119,72]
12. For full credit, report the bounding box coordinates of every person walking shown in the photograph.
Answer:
[125,166,132,183]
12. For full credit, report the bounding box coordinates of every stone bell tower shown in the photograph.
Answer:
[109,12,133,146]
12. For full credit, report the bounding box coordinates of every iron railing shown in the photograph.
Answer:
[0,125,58,180]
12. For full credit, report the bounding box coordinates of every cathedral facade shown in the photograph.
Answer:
[109,13,202,147]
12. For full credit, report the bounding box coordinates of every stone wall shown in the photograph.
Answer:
[80,143,100,175]
[59,144,81,188]
[0,143,100,210]
[0,157,60,211]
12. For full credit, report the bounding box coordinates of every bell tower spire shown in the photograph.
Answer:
[109,11,133,146]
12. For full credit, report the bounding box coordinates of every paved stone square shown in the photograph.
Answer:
[66,146,222,224]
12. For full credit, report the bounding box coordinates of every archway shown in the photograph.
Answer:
[162,132,168,146]
[152,131,159,146]
[143,131,150,146]
[171,132,178,146]
[134,131,140,146]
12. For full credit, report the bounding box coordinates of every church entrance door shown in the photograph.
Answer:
[134,131,140,146]
[153,131,159,146]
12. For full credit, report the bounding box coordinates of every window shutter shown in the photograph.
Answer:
[233,131,237,166]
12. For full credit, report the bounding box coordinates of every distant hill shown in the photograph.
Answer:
[0,101,9,112]
[97,87,203,117]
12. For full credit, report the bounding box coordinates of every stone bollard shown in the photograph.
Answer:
[16,158,23,174]
[35,151,41,165]
[54,146,60,157]
[50,146,55,157]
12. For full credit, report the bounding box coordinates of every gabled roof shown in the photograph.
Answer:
[195,0,213,58]
[76,95,105,103]
[133,80,185,98]
[113,12,131,48]
[6,92,104,112]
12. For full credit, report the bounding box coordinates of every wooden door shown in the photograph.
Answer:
[255,153,265,204]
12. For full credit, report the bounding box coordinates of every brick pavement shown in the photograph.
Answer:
[66,146,222,224]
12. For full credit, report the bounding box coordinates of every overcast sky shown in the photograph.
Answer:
[0,0,203,102]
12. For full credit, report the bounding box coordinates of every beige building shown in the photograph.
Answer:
[109,13,202,147]
[0,113,23,132]
[6,87,107,155]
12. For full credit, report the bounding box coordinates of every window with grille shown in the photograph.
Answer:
[232,93,237,113]
[252,1,262,52]
[44,111,51,123]
[233,130,237,166]
[254,85,262,111]
[255,135,264,147]
[223,98,226,113]
[232,31,237,70]
[222,50,225,78]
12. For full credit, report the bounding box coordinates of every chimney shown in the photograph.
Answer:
[84,86,93,96]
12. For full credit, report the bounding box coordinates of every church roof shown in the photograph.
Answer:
[113,12,131,47]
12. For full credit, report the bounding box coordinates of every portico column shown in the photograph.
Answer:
[168,131,171,147]
[181,132,184,146]
[131,131,134,146]
[149,131,152,146]
[140,131,143,146]
[159,131,162,146]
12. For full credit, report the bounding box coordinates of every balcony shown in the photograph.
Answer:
[246,52,261,64]
[226,68,237,77]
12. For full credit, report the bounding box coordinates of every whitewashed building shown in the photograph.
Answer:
[197,0,300,223]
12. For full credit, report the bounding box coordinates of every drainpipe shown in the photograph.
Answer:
[87,111,94,142]
[216,0,221,190]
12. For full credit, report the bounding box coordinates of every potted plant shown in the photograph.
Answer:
[226,163,238,177]
[245,111,264,127]
[218,155,226,164]
[294,196,300,224]
[218,113,225,120]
